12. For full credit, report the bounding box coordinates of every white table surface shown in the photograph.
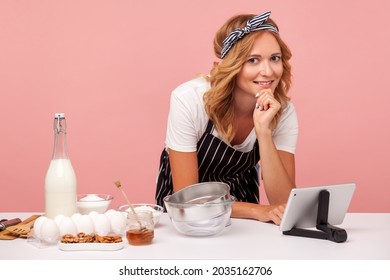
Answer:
[1,212,389,260]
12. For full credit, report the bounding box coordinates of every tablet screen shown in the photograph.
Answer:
[279,183,356,232]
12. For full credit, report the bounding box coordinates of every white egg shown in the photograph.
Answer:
[58,217,77,236]
[33,216,48,240]
[121,211,128,219]
[75,215,95,234]
[88,211,99,220]
[93,214,111,236]
[40,219,60,244]
[71,213,82,224]
[110,211,126,234]
[104,209,116,219]
[54,214,65,227]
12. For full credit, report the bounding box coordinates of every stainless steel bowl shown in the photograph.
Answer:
[164,195,236,236]
[168,182,231,204]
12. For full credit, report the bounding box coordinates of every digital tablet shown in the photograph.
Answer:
[279,183,356,232]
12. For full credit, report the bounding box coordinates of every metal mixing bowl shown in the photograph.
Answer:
[168,182,231,204]
[164,195,236,237]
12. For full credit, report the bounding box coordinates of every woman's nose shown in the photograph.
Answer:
[259,61,272,76]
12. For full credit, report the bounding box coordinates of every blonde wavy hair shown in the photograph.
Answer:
[203,14,292,142]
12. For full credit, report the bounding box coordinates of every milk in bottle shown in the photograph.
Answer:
[45,113,77,218]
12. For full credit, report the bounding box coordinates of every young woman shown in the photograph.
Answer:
[156,11,298,225]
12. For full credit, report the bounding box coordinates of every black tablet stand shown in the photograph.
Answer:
[283,190,348,243]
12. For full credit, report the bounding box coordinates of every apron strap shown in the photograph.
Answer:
[205,119,214,134]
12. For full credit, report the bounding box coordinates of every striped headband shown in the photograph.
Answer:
[220,11,279,59]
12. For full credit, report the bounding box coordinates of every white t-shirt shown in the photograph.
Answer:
[165,76,298,154]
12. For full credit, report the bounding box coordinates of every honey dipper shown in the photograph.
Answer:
[114,180,145,230]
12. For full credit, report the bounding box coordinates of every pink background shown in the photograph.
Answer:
[1,0,389,213]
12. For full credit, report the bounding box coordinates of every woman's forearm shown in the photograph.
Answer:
[231,201,285,225]
[257,129,295,204]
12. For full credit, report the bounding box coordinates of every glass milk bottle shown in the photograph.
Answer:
[45,113,77,218]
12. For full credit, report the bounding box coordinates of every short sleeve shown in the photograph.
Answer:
[272,102,299,154]
[165,78,210,152]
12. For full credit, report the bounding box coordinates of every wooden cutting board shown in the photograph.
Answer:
[0,215,41,240]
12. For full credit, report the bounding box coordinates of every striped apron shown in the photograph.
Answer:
[156,119,260,208]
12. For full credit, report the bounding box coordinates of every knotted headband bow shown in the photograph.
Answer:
[220,11,279,59]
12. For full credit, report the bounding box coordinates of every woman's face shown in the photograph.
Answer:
[235,32,283,98]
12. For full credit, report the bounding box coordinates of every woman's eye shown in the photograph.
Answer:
[247,57,259,63]
[271,55,282,62]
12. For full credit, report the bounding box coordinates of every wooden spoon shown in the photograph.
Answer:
[0,215,41,240]
[6,218,37,235]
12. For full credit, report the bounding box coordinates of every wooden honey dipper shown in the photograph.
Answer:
[114,180,146,230]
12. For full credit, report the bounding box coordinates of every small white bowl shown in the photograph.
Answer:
[76,194,113,214]
[118,203,164,225]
